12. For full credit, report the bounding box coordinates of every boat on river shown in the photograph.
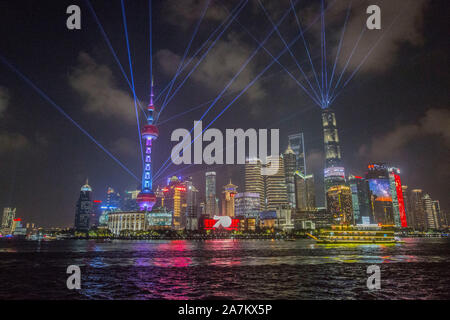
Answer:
[307,224,403,244]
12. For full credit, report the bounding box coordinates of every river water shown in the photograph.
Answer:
[0,238,448,299]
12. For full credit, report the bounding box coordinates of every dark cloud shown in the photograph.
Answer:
[0,132,29,153]
[163,0,228,29]
[111,137,139,158]
[328,0,429,73]
[156,32,266,105]
[358,107,450,160]
[68,52,136,124]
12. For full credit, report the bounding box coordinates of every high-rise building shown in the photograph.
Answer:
[106,187,121,211]
[288,133,306,174]
[205,171,217,217]
[265,155,289,211]
[185,177,200,230]
[122,189,140,211]
[234,192,260,218]
[1,207,16,230]
[245,159,265,210]
[322,109,345,193]
[388,168,408,228]
[348,175,371,225]
[410,189,426,230]
[74,180,92,232]
[136,80,159,212]
[402,185,414,228]
[326,185,353,225]
[294,172,315,210]
[221,180,238,217]
[91,200,103,227]
[366,163,395,225]
[162,176,187,229]
[423,194,438,230]
[433,200,446,229]
[283,144,297,208]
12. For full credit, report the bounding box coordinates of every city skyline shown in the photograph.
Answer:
[0,0,448,228]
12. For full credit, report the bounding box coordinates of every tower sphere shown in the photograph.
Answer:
[142,124,159,140]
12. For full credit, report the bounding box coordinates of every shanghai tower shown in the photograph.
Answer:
[322,108,345,192]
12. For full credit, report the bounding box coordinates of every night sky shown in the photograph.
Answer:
[0,0,448,227]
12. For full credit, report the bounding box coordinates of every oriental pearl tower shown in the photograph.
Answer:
[136,79,159,211]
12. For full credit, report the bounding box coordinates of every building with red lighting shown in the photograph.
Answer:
[388,167,408,228]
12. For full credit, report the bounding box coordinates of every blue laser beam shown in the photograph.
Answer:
[85,0,146,114]
[330,12,402,105]
[154,0,247,105]
[155,0,249,121]
[0,54,139,181]
[154,0,305,178]
[227,1,321,107]
[289,0,321,96]
[257,0,322,104]
[157,57,319,126]
[159,0,212,119]
[154,0,338,179]
[121,0,144,168]
[328,23,366,102]
[322,0,328,103]
[327,0,352,98]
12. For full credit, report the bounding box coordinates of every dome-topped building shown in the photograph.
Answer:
[81,179,92,192]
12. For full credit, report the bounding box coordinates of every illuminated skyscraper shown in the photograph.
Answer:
[433,200,446,229]
[410,189,426,230]
[366,163,394,225]
[234,192,260,218]
[283,144,297,208]
[162,176,187,229]
[245,159,265,210]
[423,194,438,230]
[74,179,92,232]
[221,180,238,217]
[1,207,16,230]
[348,175,371,225]
[294,172,315,210]
[136,80,159,212]
[322,109,345,192]
[402,185,414,228]
[205,171,218,216]
[185,176,199,230]
[288,133,306,174]
[266,155,289,211]
[326,185,353,225]
[106,187,121,211]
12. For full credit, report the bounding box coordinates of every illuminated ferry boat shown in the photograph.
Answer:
[307,224,403,244]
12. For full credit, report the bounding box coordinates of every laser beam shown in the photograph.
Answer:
[327,0,352,98]
[155,0,249,121]
[154,0,338,179]
[85,0,146,114]
[121,0,144,168]
[257,0,322,104]
[290,0,321,96]
[159,0,212,118]
[154,0,247,105]
[0,54,139,181]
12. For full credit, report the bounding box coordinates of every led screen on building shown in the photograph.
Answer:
[324,167,345,178]
[369,179,392,202]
